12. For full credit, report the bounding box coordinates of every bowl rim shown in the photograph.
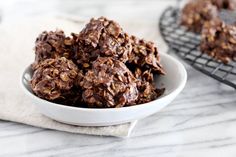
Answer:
[20,53,187,112]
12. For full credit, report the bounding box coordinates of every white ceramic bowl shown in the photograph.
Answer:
[21,53,187,126]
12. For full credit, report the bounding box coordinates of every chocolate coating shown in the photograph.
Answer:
[80,57,139,108]
[211,0,236,10]
[128,35,165,74]
[181,0,218,33]
[136,81,165,104]
[200,18,236,63]
[31,57,79,101]
[52,87,83,107]
[134,67,154,83]
[133,67,164,104]
[32,30,75,69]
[73,17,132,69]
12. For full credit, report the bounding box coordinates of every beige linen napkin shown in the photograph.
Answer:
[0,17,137,137]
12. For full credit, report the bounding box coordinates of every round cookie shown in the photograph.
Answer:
[128,35,165,74]
[33,30,75,70]
[181,0,218,33]
[200,18,236,63]
[80,57,138,108]
[31,57,79,101]
[211,0,236,10]
[72,17,132,69]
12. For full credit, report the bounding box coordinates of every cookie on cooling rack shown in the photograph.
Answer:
[181,0,218,33]
[200,18,236,63]
[211,0,236,10]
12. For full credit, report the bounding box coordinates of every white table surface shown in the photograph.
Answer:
[0,0,236,156]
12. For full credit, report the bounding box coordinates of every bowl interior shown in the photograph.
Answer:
[22,66,33,94]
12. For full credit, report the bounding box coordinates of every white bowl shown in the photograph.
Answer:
[21,53,187,126]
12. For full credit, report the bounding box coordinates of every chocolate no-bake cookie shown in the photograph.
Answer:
[136,81,164,104]
[52,87,83,107]
[128,35,165,74]
[210,0,236,10]
[80,57,139,108]
[134,68,154,83]
[31,57,79,101]
[134,67,164,104]
[181,0,218,33]
[72,17,132,69]
[200,18,236,63]
[32,30,75,70]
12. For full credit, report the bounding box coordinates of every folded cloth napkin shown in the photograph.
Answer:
[0,17,137,137]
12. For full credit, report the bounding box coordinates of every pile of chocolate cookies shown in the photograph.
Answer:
[181,0,236,63]
[30,17,165,108]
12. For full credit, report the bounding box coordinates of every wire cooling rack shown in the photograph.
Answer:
[159,7,236,89]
